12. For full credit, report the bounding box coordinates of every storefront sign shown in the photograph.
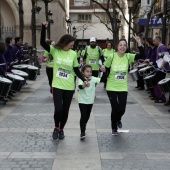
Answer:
[138,18,169,27]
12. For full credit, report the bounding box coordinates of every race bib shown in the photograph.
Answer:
[89,59,96,64]
[115,72,126,80]
[56,68,70,80]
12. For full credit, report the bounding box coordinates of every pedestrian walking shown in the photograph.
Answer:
[100,34,145,136]
[78,64,100,140]
[40,21,89,140]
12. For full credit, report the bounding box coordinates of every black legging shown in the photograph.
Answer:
[53,88,74,129]
[46,67,53,89]
[107,91,128,130]
[92,70,98,77]
[79,103,93,133]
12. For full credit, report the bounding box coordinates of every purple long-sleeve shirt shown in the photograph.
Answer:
[148,46,157,65]
[12,45,23,61]
[4,44,14,64]
[0,53,7,73]
[157,44,169,70]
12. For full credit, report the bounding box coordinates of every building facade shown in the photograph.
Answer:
[0,0,69,48]
[138,0,170,45]
[69,0,129,49]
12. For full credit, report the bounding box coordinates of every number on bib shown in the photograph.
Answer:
[115,72,126,80]
[89,59,96,64]
[56,68,70,80]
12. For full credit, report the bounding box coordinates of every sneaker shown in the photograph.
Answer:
[52,128,59,140]
[59,130,65,140]
[80,132,86,140]
[164,101,170,106]
[117,121,122,129]
[112,129,119,136]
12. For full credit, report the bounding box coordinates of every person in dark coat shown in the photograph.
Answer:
[4,37,15,71]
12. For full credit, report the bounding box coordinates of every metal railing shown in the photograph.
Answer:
[0,26,16,41]
[154,7,163,14]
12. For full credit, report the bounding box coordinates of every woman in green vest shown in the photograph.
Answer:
[100,34,145,136]
[103,42,115,60]
[40,21,89,140]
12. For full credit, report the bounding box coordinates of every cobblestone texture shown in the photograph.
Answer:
[0,116,53,128]
[0,133,58,152]
[101,159,170,170]
[97,132,170,153]
[0,158,53,170]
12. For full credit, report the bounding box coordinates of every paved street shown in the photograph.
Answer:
[1,64,170,170]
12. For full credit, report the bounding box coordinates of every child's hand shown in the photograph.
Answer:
[83,81,90,87]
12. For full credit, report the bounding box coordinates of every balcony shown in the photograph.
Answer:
[154,7,163,14]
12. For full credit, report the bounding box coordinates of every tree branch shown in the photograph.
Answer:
[91,0,107,11]
[93,9,113,36]
[113,0,136,32]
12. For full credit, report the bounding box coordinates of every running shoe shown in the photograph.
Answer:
[117,121,122,128]
[112,129,119,136]
[80,132,86,140]
[59,130,65,140]
[52,128,59,140]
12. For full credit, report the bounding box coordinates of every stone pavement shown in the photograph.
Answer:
[1,64,170,170]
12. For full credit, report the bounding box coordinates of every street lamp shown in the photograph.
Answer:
[116,19,121,29]
[31,0,41,74]
[116,19,121,41]
[66,19,72,34]
[72,26,76,39]
[82,27,87,48]
[42,0,53,39]
[47,10,54,39]
[113,10,120,44]
[127,0,133,50]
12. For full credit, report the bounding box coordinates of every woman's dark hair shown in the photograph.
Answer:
[118,39,128,46]
[106,41,113,48]
[0,42,6,53]
[146,38,154,46]
[55,34,75,49]
[81,64,92,74]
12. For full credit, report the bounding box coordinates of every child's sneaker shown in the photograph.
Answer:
[80,132,86,140]
[112,129,119,136]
